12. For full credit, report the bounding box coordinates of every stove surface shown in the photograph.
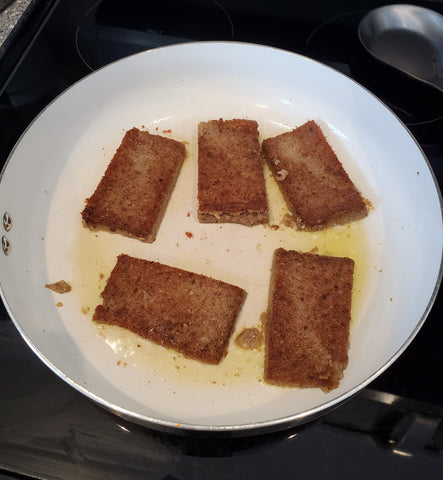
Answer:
[1,1,442,478]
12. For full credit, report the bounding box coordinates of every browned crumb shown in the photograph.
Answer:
[45,280,72,294]
[364,198,374,210]
[264,248,354,392]
[56,302,63,308]
[281,213,296,228]
[81,306,90,315]
[235,328,263,350]
[99,273,104,280]
[275,169,289,181]
[310,246,319,253]
[186,211,191,217]
[270,224,280,230]
[185,231,194,239]
[163,129,172,133]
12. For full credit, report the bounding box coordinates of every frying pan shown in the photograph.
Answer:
[0,42,442,435]
[358,4,443,93]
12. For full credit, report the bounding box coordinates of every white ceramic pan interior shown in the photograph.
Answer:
[0,42,442,434]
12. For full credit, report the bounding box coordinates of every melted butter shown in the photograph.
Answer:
[96,324,265,386]
[71,225,266,387]
[263,165,369,320]
[71,166,370,388]
[71,226,116,315]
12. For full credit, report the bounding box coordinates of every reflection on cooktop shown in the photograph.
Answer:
[76,0,234,70]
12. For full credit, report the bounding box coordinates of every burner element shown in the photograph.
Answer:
[76,0,234,70]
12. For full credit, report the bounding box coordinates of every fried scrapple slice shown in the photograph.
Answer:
[264,248,354,392]
[82,128,186,243]
[262,120,368,230]
[94,254,247,365]
[198,119,269,226]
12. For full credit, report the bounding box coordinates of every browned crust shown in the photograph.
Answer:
[45,280,72,294]
[198,119,269,226]
[93,254,247,365]
[198,211,268,225]
[262,120,368,230]
[264,248,354,392]
[81,128,186,243]
[234,327,263,350]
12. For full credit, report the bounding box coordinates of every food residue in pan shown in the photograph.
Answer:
[45,280,72,293]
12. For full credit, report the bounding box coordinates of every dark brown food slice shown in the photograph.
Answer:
[262,120,368,230]
[94,254,247,365]
[45,280,72,294]
[264,248,354,392]
[198,119,269,226]
[82,128,186,242]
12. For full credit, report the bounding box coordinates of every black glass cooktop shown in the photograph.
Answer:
[1,1,442,478]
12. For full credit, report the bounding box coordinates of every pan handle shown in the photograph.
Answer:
[2,212,12,255]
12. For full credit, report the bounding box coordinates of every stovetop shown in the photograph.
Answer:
[1,1,442,478]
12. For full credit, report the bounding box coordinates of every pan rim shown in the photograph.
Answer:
[1,40,442,435]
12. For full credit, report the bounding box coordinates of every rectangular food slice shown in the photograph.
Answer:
[198,119,269,226]
[94,254,247,365]
[264,248,354,391]
[262,120,368,230]
[82,128,186,243]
